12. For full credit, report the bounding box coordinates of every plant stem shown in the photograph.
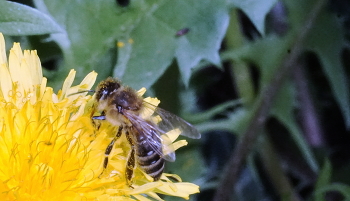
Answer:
[260,134,301,201]
[213,1,327,200]
[225,9,255,107]
[293,62,324,146]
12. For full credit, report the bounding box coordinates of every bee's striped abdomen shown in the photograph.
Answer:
[136,134,164,181]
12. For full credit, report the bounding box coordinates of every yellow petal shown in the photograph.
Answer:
[0,63,12,101]
[165,128,181,143]
[19,57,33,92]
[65,71,97,101]
[133,194,156,201]
[128,182,163,195]
[8,48,22,89]
[145,192,164,201]
[172,140,188,151]
[0,33,6,65]
[60,69,76,99]
[11,43,23,60]
[0,32,200,200]
[144,97,160,106]
[137,87,146,96]
[24,50,42,85]
[80,70,97,89]
[39,77,47,99]
[156,182,200,200]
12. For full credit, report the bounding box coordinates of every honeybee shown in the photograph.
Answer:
[92,77,201,185]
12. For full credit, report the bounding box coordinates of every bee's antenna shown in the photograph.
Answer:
[68,90,95,97]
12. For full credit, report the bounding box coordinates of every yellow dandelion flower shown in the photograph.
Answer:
[0,33,200,200]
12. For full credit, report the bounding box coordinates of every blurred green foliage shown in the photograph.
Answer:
[1,0,350,200]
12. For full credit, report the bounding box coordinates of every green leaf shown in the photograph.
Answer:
[227,35,291,89]
[316,183,350,200]
[271,81,319,173]
[185,100,241,123]
[115,15,176,89]
[195,108,248,134]
[314,159,332,201]
[155,0,228,86]
[0,1,61,36]
[284,0,350,129]
[284,0,317,31]
[165,145,204,182]
[305,9,350,128]
[35,0,229,88]
[224,35,319,173]
[34,0,140,86]
[231,0,278,35]
[118,0,229,88]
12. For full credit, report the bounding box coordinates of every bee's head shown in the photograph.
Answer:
[95,77,121,101]
[114,87,142,111]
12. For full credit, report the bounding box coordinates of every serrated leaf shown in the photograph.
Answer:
[0,1,61,36]
[284,0,317,31]
[231,0,278,35]
[118,0,229,88]
[115,17,176,89]
[230,35,291,88]
[153,0,228,86]
[34,0,145,85]
[305,9,350,128]
[226,35,319,171]
[284,0,349,131]
[271,81,319,173]
[35,0,230,88]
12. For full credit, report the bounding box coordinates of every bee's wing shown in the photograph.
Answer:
[143,102,201,139]
[123,111,176,162]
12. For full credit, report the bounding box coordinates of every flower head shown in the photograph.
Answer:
[0,33,199,200]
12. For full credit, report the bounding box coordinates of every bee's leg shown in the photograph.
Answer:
[92,113,106,120]
[125,130,136,187]
[92,111,106,130]
[98,126,123,178]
